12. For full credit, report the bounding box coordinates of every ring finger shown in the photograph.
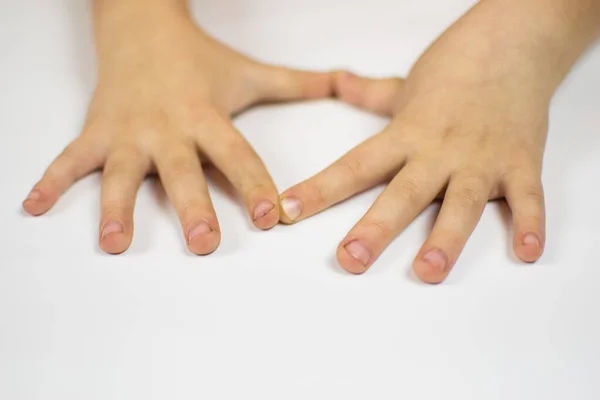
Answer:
[99,145,150,254]
[337,159,448,274]
[153,140,221,255]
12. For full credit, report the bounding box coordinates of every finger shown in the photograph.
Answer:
[279,130,405,224]
[337,160,448,274]
[334,71,405,117]
[152,141,220,255]
[22,135,106,216]
[503,170,545,263]
[251,64,334,103]
[413,172,492,284]
[195,117,279,230]
[99,145,150,255]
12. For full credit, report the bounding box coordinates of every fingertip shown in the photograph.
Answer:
[412,261,447,285]
[514,233,543,263]
[22,188,56,216]
[257,66,335,102]
[279,196,303,225]
[337,240,371,275]
[186,221,221,256]
[412,249,450,285]
[99,221,131,255]
[99,233,131,255]
[252,200,278,230]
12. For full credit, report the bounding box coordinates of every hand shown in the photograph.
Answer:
[278,3,564,283]
[22,8,332,255]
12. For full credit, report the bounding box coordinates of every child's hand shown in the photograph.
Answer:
[22,8,332,255]
[280,0,598,283]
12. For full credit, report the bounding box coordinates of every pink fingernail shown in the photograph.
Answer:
[280,197,303,222]
[522,233,540,247]
[344,240,371,266]
[25,189,41,202]
[253,201,275,221]
[187,221,212,244]
[421,249,448,272]
[101,221,124,240]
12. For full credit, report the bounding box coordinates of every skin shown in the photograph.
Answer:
[280,0,600,283]
[22,0,333,255]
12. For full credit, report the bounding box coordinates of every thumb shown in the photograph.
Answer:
[249,64,335,103]
[334,71,405,117]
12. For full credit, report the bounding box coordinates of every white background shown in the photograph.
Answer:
[1,0,600,399]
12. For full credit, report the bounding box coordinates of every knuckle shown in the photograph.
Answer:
[338,159,363,187]
[451,171,490,206]
[180,203,214,225]
[454,186,484,207]
[101,200,126,214]
[362,218,394,240]
[305,183,327,208]
[193,106,227,127]
[161,142,193,167]
[395,177,421,201]
[244,183,273,201]
[522,184,545,203]
[106,145,147,175]
[524,214,544,225]
[167,158,194,178]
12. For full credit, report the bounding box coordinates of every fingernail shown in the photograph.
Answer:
[101,221,124,240]
[522,233,540,247]
[280,197,303,222]
[344,240,371,266]
[25,189,41,202]
[421,249,448,272]
[187,221,212,244]
[253,200,275,221]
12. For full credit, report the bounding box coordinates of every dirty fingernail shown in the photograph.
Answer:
[253,200,275,221]
[187,221,212,244]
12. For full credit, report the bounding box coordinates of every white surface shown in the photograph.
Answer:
[1,1,600,399]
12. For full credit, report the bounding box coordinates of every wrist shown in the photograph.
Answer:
[92,0,198,76]
[93,0,194,59]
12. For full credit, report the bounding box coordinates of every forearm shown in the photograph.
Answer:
[421,0,600,98]
[480,0,600,87]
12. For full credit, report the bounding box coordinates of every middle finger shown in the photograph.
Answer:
[153,140,221,255]
[337,159,448,274]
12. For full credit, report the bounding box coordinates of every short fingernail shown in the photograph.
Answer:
[253,200,275,221]
[522,233,540,247]
[187,221,212,244]
[344,240,371,266]
[101,221,124,240]
[421,249,448,272]
[25,189,41,202]
[280,197,303,222]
